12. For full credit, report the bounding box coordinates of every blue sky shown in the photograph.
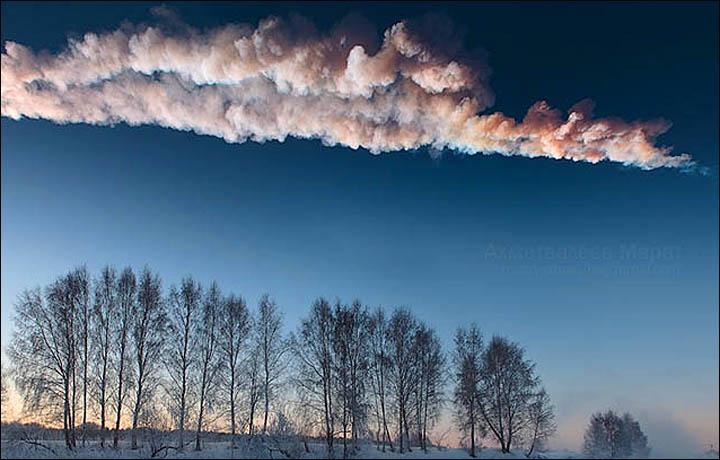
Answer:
[1,1,718,452]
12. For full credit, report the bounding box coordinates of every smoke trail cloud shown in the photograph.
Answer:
[1,12,693,169]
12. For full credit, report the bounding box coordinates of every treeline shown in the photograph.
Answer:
[7,265,556,457]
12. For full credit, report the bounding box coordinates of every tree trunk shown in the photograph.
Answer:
[248,396,255,437]
[343,403,348,459]
[195,389,205,451]
[131,376,143,450]
[131,413,139,449]
[64,375,72,449]
[423,382,430,452]
[262,373,270,434]
[381,391,393,452]
[100,359,107,447]
[470,412,476,457]
[262,330,270,435]
[195,361,207,451]
[323,375,334,455]
[416,390,423,453]
[507,411,514,453]
[82,325,88,447]
[248,381,259,438]
[70,357,77,448]
[527,438,536,458]
[99,399,105,447]
[229,365,236,448]
[404,409,412,452]
[113,339,126,449]
[178,361,187,451]
[398,403,403,453]
[469,397,477,457]
[179,405,185,451]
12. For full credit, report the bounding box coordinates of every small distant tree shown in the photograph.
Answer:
[583,410,650,459]
[269,407,297,437]
[620,413,650,458]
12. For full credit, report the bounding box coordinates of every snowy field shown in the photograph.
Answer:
[0,441,568,459]
[2,440,719,459]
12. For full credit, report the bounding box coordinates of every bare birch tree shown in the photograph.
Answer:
[70,267,90,447]
[367,307,393,452]
[129,268,166,449]
[291,297,336,456]
[453,324,484,457]
[245,335,262,437]
[347,300,369,452]
[9,287,75,447]
[218,293,250,447]
[256,294,286,434]
[478,336,538,453]
[164,277,201,451]
[386,308,417,453]
[90,266,117,447]
[10,267,88,449]
[525,387,556,457]
[411,323,445,452]
[112,267,136,448]
[332,299,369,459]
[194,281,222,451]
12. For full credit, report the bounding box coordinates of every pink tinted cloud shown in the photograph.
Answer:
[0,13,692,170]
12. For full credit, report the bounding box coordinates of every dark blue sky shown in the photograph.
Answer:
[1,1,718,451]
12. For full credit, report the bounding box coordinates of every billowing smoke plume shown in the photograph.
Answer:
[1,12,692,169]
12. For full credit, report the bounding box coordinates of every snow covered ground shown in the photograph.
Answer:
[0,439,563,459]
[1,440,718,459]
[353,445,577,459]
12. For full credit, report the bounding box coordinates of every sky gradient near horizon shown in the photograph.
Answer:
[1,1,718,455]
